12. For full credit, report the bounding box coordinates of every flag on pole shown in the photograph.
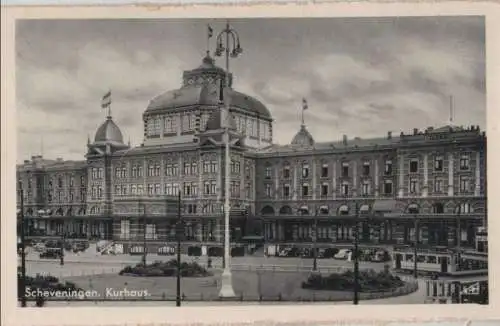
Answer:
[101,90,112,109]
[208,24,214,38]
[302,98,309,111]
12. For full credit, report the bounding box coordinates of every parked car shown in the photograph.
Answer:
[334,249,351,260]
[39,248,62,259]
[323,247,340,258]
[33,242,46,253]
[371,250,390,262]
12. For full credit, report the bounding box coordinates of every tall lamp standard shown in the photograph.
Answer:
[138,199,147,266]
[413,215,418,278]
[353,202,360,305]
[312,208,318,272]
[18,189,27,307]
[214,21,243,299]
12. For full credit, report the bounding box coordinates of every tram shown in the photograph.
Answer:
[392,246,488,277]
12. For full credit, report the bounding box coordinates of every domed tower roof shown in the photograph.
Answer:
[291,124,315,147]
[94,116,124,144]
[144,54,272,120]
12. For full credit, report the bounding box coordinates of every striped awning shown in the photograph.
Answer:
[372,200,397,212]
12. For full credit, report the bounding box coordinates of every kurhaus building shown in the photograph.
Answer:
[17,53,487,253]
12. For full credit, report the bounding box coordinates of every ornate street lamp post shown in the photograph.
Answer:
[138,199,147,266]
[413,215,418,278]
[353,202,360,305]
[214,21,243,299]
[18,189,27,307]
[312,208,318,272]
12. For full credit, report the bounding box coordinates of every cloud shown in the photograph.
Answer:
[15,17,486,163]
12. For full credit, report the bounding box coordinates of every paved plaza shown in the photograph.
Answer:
[20,249,427,306]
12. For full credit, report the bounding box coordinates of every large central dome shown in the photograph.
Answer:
[145,54,272,119]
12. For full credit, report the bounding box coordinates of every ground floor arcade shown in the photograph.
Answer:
[261,217,482,247]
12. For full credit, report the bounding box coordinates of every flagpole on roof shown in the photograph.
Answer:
[102,90,112,119]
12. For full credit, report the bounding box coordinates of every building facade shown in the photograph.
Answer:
[17,53,487,252]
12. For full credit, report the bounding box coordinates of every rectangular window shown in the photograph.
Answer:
[147,184,154,196]
[191,182,198,196]
[137,185,143,195]
[302,164,309,178]
[384,180,392,195]
[283,166,290,179]
[342,162,349,178]
[460,176,470,192]
[204,182,210,195]
[191,163,198,175]
[283,184,290,198]
[321,164,328,178]
[341,183,349,196]
[302,183,309,196]
[434,156,443,172]
[164,184,171,195]
[385,160,392,175]
[410,178,418,193]
[265,184,272,197]
[120,219,130,240]
[184,183,192,196]
[363,162,370,176]
[410,160,418,173]
[210,182,217,194]
[164,116,176,134]
[321,183,329,196]
[460,155,470,170]
[184,163,190,175]
[265,167,272,179]
[210,161,218,173]
[155,184,160,195]
[203,161,210,173]
[145,223,157,240]
[362,182,370,196]
[434,178,442,193]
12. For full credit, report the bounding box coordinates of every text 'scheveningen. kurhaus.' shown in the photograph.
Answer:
[16,51,487,256]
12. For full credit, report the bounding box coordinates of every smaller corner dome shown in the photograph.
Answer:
[291,125,315,147]
[94,117,124,144]
[205,109,237,131]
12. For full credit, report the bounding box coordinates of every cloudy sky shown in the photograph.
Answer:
[16,17,485,163]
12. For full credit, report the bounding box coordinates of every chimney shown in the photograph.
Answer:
[23,160,30,164]
[387,131,392,139]
[413,128,418,135]
[56,157,63,162]
[342,135,347,145]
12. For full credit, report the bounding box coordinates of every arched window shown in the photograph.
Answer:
[260,206,275,216]
[407,203,419,214]
[432,203,444,214]
[279,205,292,215]
[359,204,370,214]
[319,205,329,215]
[338,205,349,215]
[299,206,309,215]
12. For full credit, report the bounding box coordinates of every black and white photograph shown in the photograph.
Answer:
[13,15,489,309]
